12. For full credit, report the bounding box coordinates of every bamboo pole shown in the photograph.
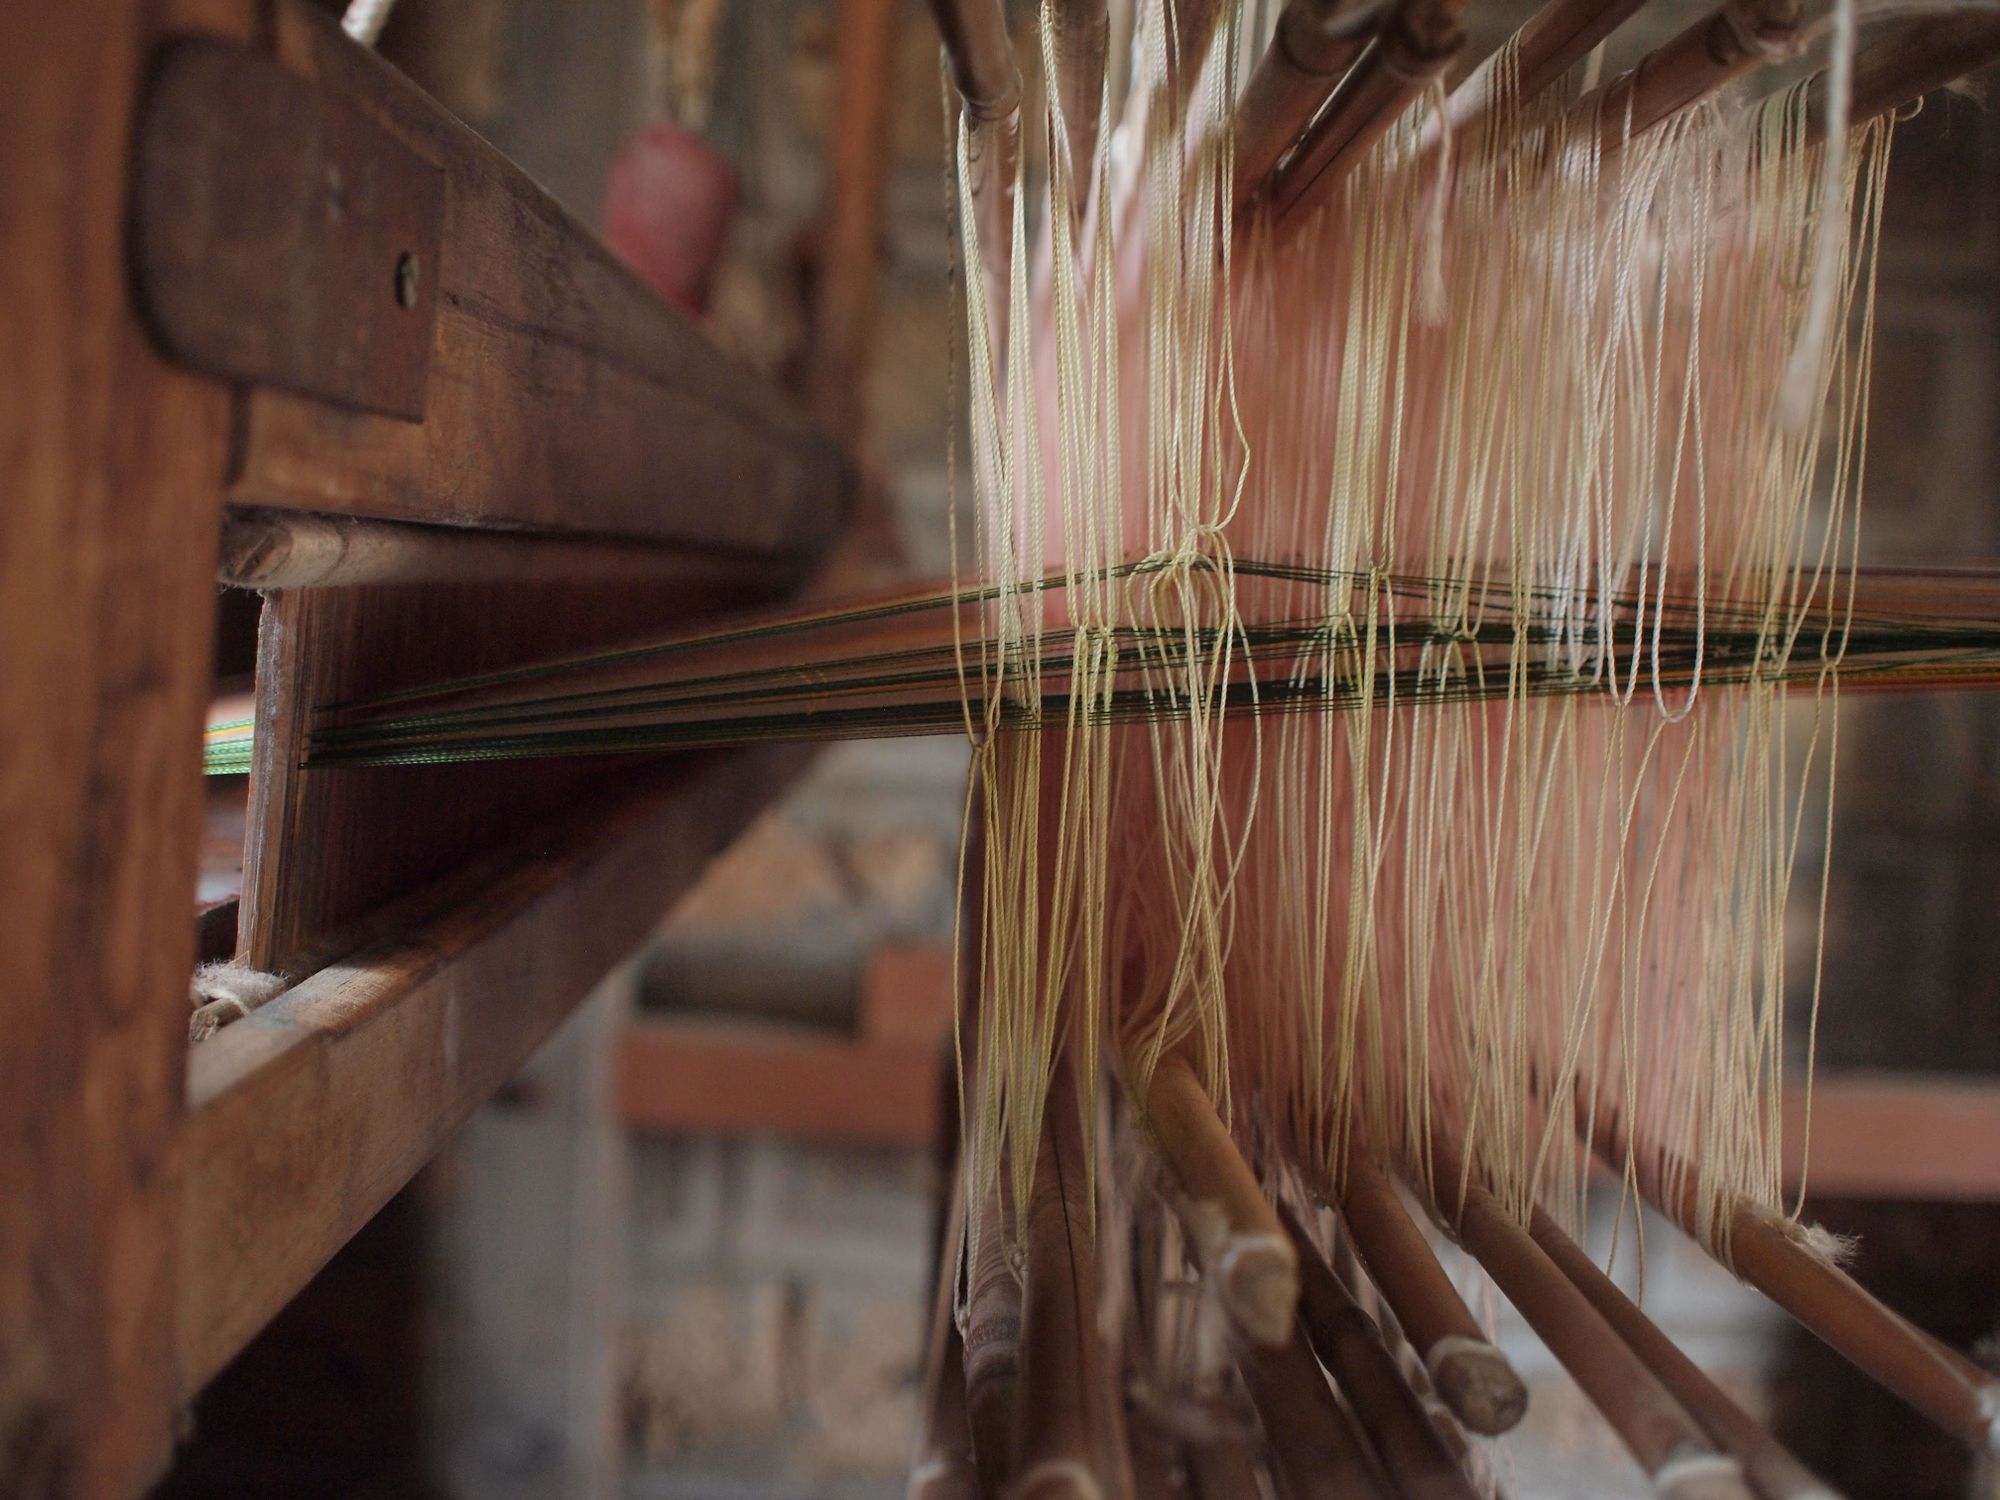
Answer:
[1525,1206,1842,1500]
[1584,1103,2000,1457]
[1051,0,1111,214]
[1238,1325,1394,1500]
[1425,1142,1755,1500]
[1337,1151,1528,1435]
[1445,0,1651,132]
[1808,10,2000,138]
[1141,1052,1299,1347]
[926,0,1021,325]
[1230,0,1386,212]
[1583,0,1801,152]
[1281,1203,1480,1500]
[1264,0,1466,225]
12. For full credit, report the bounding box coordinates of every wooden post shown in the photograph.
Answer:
[0,1,241,1493]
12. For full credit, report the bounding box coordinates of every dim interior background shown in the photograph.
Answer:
[167,2,2000,1497]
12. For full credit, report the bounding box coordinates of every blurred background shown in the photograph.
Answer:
[172,2,2000,1496]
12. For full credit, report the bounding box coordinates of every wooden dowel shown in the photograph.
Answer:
[1281,1202,1481,1500]
[1585,0,1801,151]
[1424,1144,1755,1499]
[1808,11,2000,138]
[1051,0,1110,213]
[1266,0,1466,225]
[1727,1202,2000,1458]
[928,0,1019,120]
[1239,1326,1394,1500]
[1445,0,1650,132]
[926,0,1021,327]
[1141,1052,1299,1347]
[1231,0,1386,212]
[1525,1207,1842,1500]
[1337,1151,1528,1436]
[1584,1105,2000,1457]
[217,507,777,591]
[1015,1063,1118,1498]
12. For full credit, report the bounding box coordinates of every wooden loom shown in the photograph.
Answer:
[1,2,856,1494]
[7,2,2000,1499]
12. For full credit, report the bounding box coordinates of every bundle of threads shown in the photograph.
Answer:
[920,1,2000,1496]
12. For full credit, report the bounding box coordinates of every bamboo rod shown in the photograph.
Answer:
[1281,1202,1481,1500]
[1425,1143,1755,1500]
[217,507,778,591]
[1266,0,1466,225]
[1337,1151,1528,1436]
[1526,1207,1842,1500]
[1015,1061,1120,1499]
[927,0,1021,323]
[1238,1325,1394,1500]
[1809,11,2000,138]
[1051,0,1111,213]
[1142,1052,1299,1347]
[1445,0,1650,132]
[1584,0,1801,151]
[1230,0,1386,212]
[1584,1104,2000,1457]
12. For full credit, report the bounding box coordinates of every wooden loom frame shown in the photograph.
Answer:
[1,2,857,1494]
[11,1,2000,1495]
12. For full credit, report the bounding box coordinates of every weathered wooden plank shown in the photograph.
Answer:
[182,744,813,1395]
[0,1,241,1493]
[206,0,848,555]
[133,36,444,420]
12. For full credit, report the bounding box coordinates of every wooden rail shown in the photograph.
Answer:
[2,1,847,1492]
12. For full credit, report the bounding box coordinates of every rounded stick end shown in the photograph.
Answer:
[1427,1335,1529,1435]
[1219,1232,1301,1348]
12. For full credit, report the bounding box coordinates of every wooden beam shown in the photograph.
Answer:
[180,744,812,1396]
[164,0,848,557]
[218,506,785,590]
[0,0,242,1493]
[617,946,953,1145]
[1784,1072,2000,1203]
